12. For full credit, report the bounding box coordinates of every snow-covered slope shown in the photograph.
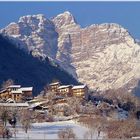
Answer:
[1,11,140,91]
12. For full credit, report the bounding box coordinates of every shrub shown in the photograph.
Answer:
[58,127,76,140]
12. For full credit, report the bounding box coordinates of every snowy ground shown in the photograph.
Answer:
[10,120,104,139]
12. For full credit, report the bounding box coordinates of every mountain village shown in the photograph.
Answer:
[0,79,140,139]
[1,83,87,110]
[0,80,88,114]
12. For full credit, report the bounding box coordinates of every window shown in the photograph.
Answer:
[14,95,16,100]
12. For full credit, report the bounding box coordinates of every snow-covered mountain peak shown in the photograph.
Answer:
[1,12,140,92]
[1,14,58,58]
[18,14,46,23]
[52,11,77,28]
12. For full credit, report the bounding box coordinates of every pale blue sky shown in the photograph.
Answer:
[0,2,140,39]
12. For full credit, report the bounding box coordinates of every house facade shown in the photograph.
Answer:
[72,85,88,98]
[49,82,88,98]
[49,82,60,92]
[57,85,73,97]
[21,87,33,100]
[0,85,33,102]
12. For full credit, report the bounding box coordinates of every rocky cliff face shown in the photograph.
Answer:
[1,11,140,91]
[1,14,58,58]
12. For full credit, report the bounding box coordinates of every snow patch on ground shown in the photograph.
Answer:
[10,120,86,139]
[10,120,104,139]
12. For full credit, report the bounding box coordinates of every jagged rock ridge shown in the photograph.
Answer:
[1,11,140,91]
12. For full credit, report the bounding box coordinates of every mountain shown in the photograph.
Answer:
[1,11,140,93]
[0,35,78,95]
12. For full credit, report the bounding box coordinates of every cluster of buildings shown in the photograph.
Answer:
[28,82,88,116]
[49,82,88,98]
[0,82,88,117]
[0,82,88,103]
[0,85,33,102]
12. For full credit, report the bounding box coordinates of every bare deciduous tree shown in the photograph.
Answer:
[42,84,49,97]
[78,116,107,139]
[52,79,60,83]
[67,97,81,115]
[20,109,31,133]
[106,119,140,139]
[82,101,100,116]
[0,107,13,138]
[103,88,140,118]
[97,102,112,116]
[58,127,76,140]
[0,107,9,127]
[1,79,14,89]
[46,91,56,117]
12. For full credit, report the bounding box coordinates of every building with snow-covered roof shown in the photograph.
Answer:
[49,82,60,86]
[72,84,88,98]
[8,85,21,88]
[20,87,33,100]
[48,82,88,98]
[58,85,73,97]
[21,87,33,91]
[49,82,60,92]
[0,102,29,107]
[0,85,22,102]
[0,85,33,103]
